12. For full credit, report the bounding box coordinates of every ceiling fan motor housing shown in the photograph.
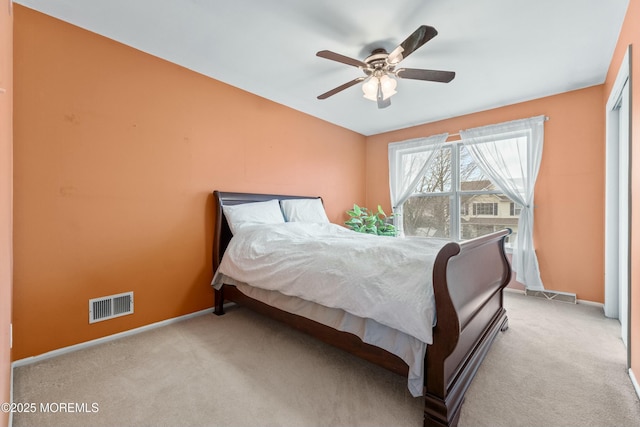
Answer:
[363,49,395,77]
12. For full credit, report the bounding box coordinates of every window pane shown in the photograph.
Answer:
[510,202,522,216]
[459,145,498,191]
[413,146,452,193]
[464,135,529,194]
[400,149,437,192]
[460,194,519,242]
[403,195,450,238]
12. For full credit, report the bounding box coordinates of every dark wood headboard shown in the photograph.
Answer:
[212,191,322,271]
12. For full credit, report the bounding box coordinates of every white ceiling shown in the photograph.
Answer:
[15,0,629,136]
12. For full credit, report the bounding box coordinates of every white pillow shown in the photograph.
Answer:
[280,198,329,223]
[222,199,285,234]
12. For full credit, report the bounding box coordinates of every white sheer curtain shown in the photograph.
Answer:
[460,115,545,290]
[388,133,448,237]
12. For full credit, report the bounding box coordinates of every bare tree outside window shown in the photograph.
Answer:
[403,147,451,237]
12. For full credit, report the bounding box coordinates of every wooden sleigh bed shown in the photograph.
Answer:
[211,190,511,427]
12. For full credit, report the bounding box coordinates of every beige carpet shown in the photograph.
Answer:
[11,292,640,427]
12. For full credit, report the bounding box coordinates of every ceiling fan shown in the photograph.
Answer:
[316,25,455,109]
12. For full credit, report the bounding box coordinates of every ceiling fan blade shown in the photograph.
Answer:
[388,25,438,64]
[396,68,455,83]
[317,77,365,100]
[316,50,368,68]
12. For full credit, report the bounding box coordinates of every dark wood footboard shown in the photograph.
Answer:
[424,230,511,427]
[211,190,511,427]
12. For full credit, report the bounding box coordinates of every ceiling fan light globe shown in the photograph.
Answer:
[380,74,397,90]
[379,75,398,100]
[362,77,379,101]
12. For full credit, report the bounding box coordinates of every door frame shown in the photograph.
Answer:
[605,45,631,366]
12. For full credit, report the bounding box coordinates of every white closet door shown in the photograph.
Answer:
[618,80,630,348]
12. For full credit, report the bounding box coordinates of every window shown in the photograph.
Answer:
[473,203,498,216]
[510,202,522,216]
[400,142,519,243]
[390,116,545,289]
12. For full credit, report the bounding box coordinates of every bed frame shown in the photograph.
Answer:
[211,190,511,427]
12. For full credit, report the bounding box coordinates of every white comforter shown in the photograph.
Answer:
[211,222,448,344]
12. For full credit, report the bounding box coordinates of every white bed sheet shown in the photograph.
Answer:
[211,222,447,344]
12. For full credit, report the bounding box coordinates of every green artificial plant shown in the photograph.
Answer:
[345,204,396,236]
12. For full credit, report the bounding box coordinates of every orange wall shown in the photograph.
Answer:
[365,86,606,303]
[605,0,640,392]
[0,1,12,426]
[12,6,366,359]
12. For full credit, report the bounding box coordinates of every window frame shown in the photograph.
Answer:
[403,141,506,241]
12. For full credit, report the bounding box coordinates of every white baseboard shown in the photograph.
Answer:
[575,299,604,308]
[12,307,214,368]
[630,368,640,400]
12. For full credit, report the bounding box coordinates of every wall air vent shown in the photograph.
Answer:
[89,292,134,324]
